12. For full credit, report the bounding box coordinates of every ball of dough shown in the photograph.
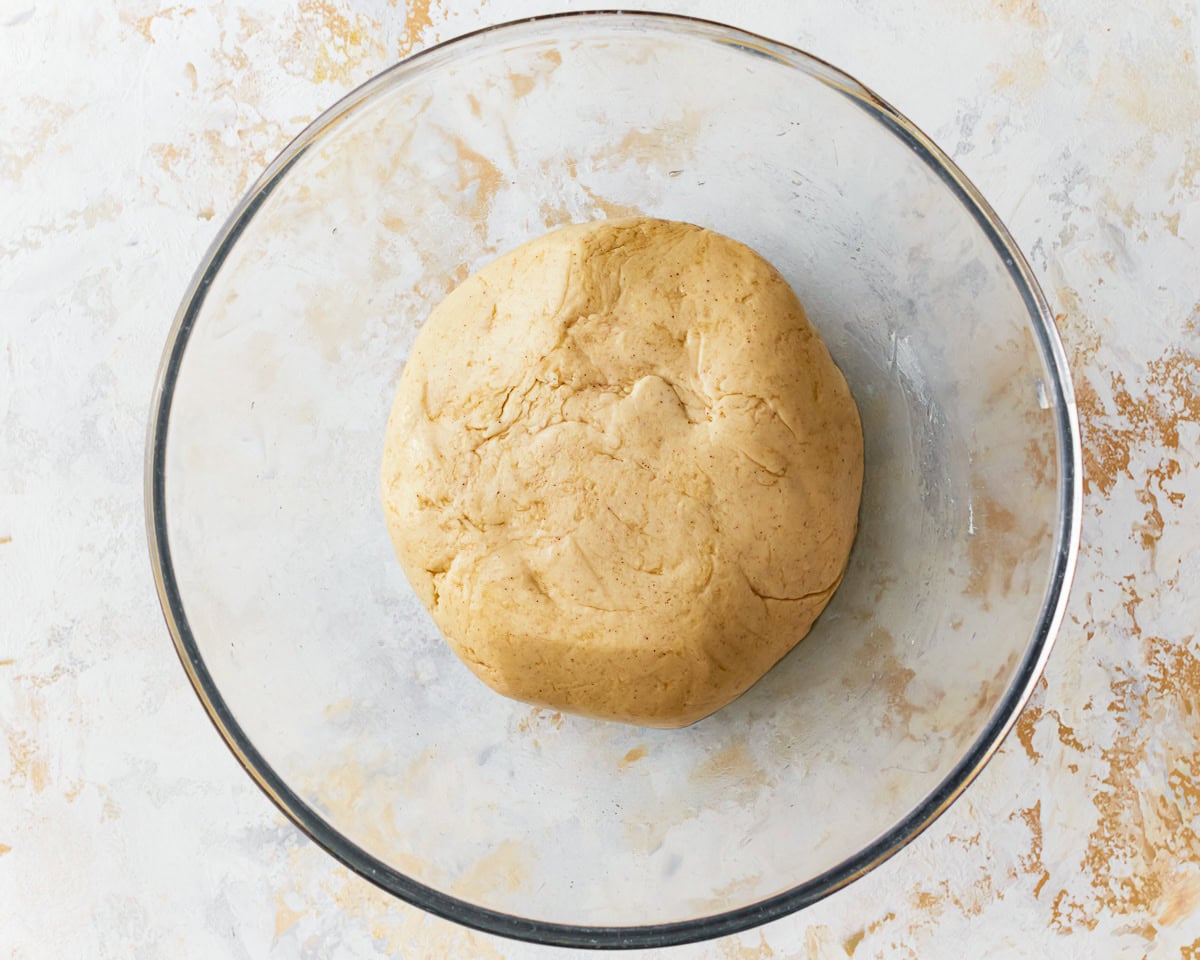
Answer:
[382,218,863,728]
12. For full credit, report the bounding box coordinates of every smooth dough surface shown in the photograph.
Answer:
[382,218,863,727]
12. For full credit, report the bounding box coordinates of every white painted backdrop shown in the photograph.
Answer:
[2,0,1198,956]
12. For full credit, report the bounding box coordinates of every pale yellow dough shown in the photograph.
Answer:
[382,218,863,727]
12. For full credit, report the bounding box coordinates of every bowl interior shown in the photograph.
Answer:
[156,14,1072,937]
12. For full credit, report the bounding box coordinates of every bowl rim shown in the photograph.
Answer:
[144,9,1083,950]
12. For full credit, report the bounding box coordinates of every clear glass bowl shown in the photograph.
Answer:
[146,12,1081,949]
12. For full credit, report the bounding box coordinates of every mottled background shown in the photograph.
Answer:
[2,0,1198,957]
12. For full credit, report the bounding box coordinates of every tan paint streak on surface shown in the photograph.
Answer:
[509,73,536,98]
[1077,373,1132,497]
[0,844,10,857]
[844,910,897,953]
[316,759,366,816]
[717,931,775,959]
[1077,610,1200,925]
[914,890,939,909]
[690,742,768,790]
[1014,701,1043,761]
[992,48,1049,94]
[297,0,385,85]
[1171,142,1200,197]
[273,893,306,938]
[538,202,574,227]
[1187,303,1200,336]
[444,261,471,294]
[911,874,1002,920]
[845,627,922,733]
[1065,331,1195,950]
[1025,434,1053,486]
[594,111,703,175]
[991,0,1047,27]
[449,135,504,224]
[1120,921,1158,941]
[300,750,435,882]
[1157,870,1200,926]
[1019,700,1087,759]
[516,707,563,734]
[1091,48,1200,134]
[326,864,510,959]
[1050,887,1099,933]
[1015,800,1050,897]
[948,829,982,849]
[691,871,767,913]
[618,745,647,768]
[1047,709,1086,751]
[964,496,1045,606]
[7,733,49,793]
[380,213,407,233]
[1,98,78,183]
[150,143,186,173]
[621,815,668,854]
[395,0,442,58]
[803,926,835,959]
[452,841,531,899]
[613,129,671,167]
[580,185,643,220]
[130,5,196,43]
[1134,464,1174,554]
[1075,347,1195,524]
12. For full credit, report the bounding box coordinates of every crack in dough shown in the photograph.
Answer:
[382,218,863,727]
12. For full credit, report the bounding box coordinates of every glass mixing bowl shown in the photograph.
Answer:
[145,12,1081,949]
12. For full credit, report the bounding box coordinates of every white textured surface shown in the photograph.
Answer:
[2,1,1198,957]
